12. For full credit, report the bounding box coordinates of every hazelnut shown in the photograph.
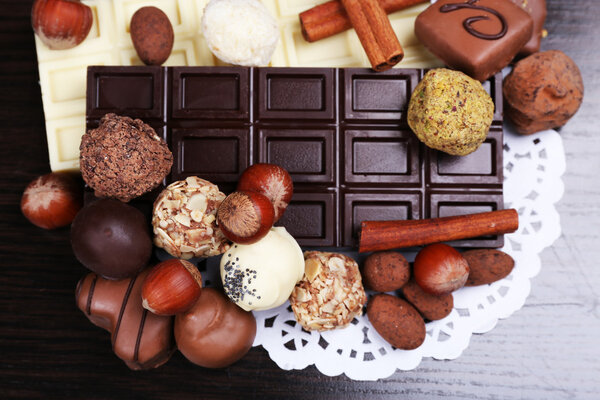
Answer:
[21,172,82,229]
[216,191,274,244]
[413,243,469,296]
[237,163,293,222]
[141,259,203,316]
[31,0,93,50]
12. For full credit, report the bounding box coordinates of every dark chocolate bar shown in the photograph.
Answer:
[86,66,504,248]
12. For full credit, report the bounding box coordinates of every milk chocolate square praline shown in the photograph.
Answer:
[415,0,533,81]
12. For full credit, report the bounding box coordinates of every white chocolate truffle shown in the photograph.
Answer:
[201,0,279,66]
[220,227,304,311]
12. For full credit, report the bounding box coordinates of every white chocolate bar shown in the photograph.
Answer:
[35,0,440,171]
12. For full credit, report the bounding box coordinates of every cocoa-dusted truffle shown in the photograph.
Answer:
[71,199,152,280]
[504,50,584,135]
[174,288,256,368]
[362,251,410,292]
[80,113,172,202]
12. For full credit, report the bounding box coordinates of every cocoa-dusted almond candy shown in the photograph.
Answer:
[367,294,426,350]
[130,6,174,65]
[463,249,514,286]
[401,279,453,321]
[75,270,175,370]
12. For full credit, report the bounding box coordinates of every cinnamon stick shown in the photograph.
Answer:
[300,0,427,43]
[358,209,519,253]
[340,0,404,71]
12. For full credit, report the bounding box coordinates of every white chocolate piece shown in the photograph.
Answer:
[220,227,304,311]
[201,0,279,66]
[35,0,440,172]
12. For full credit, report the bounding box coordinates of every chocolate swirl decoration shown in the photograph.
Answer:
[440,0,507,40]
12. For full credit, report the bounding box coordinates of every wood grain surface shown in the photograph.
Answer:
[1,1,599,398]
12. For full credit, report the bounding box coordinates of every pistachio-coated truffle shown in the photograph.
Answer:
[408,68,494,156]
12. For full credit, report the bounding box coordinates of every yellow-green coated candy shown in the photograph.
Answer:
[407,68,494,156]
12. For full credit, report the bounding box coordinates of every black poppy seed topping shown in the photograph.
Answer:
[223,260,259,304]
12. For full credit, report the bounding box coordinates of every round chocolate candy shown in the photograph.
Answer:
[71,199,152,280]
[174,288,256,368]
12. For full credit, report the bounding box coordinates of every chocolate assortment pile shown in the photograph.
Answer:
[24,0,583,373]
[86,65,505,248]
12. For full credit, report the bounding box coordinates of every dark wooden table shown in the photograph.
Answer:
[2,1,599,398]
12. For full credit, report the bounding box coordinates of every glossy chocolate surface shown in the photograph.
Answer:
[75,271,175,370]
[71,198,153,279]
[86,66,504,248]
[415,0,533,81]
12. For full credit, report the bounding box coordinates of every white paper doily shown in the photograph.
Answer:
[250,124,566,380]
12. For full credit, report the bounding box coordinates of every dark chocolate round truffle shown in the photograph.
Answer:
[80,113,173,202]
[71,199,152,280]
[174,288,256,368]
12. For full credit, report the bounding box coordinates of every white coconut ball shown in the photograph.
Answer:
[201,0,279,66]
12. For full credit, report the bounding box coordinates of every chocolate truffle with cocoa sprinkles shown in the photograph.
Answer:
[503,50,584,135]
[362,251,410,292]
[80,113,173,202]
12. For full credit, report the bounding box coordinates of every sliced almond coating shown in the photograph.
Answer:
[186,229,207,243]
[161,199,180,210]
[321,302,336,314]
[180,245,196,253]
[185,176,200,187]
[328,257,346,275]
[174,213,191,227]
[187,193,207,213]
[305,257,322,282]
[294,287,311,302]
[190,210,204,222]
[203,214,215,225]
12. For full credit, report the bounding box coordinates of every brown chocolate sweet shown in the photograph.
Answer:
[362,251,410,292]
[174,288,256,368]
[401,279,453,321]
[71,198,152,280]
[80,113,172,202]
[415,0,533,81]
[503,50,584,135]
[130,6,174,66]
[75,271,175,370]
[367,294,426,350]
[510,0,546,56]
[463,249,514,286]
